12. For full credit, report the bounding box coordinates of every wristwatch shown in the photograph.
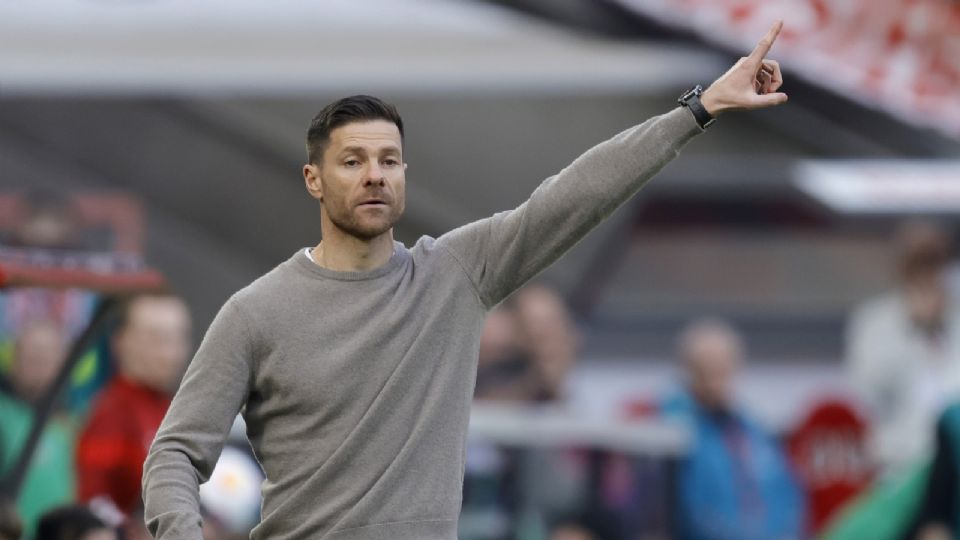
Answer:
[678,85,716,129]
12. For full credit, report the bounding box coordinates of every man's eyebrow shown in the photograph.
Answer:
[337,145,401,156]
[337,145,368,156]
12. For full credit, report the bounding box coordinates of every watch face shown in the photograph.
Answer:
[679,85,703,102]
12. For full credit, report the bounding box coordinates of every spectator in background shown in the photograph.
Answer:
[35,505,116,540]
[474,304,526,402]
[661,318,805,540]
[474,285,578,404]
[468,285,586,540]
[0,320,76,539]
[0,191,102,412]
[76,293,190,523]
[513,285,579,403]
[847,220,960,477]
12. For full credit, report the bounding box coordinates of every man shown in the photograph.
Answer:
[77,293,191,517]
[0,320,75,539]
[660,318,805,540]
[142,22,789,539]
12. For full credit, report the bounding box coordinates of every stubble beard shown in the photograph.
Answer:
[326,202,402,241]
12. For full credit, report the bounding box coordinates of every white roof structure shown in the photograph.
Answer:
[0,0,726,95]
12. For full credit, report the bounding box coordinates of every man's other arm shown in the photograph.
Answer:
[141,298,256,539]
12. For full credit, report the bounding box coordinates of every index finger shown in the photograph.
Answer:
[748,20,783,63]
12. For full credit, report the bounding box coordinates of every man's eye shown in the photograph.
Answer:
[344,160,360,167]
[383,159,399,167]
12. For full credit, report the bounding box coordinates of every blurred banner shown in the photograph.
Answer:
[613,0,960,139]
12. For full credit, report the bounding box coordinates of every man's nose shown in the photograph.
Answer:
[363,163,386,186]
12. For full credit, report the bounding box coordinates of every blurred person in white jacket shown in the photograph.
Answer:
[847,220,960,476]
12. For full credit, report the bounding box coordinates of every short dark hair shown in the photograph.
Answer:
[305,95,404,165]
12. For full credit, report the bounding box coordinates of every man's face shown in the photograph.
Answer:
[114,296,191,394]
[306,120,406,240]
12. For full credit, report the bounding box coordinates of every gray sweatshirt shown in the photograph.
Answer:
[141,107,703,539]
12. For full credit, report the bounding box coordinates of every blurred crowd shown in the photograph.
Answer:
[467,289,806,540]
[465,218,960,540]
[0,195,261,540]
[4,191,960,540]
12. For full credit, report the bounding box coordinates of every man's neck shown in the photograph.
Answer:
[311,228,395,272]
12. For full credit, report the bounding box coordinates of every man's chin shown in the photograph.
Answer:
[347,221,395,241]
[327,210,401,241]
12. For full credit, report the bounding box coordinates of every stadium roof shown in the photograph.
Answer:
[0,0,725,95]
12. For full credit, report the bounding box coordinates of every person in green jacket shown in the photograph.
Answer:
[0,320,78,539]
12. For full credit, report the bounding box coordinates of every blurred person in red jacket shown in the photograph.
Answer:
[76,292,191,518]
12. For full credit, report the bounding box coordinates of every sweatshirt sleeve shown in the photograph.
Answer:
[435,106,703,308]
[141,297,257,539]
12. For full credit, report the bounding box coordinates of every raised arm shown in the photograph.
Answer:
[437,21,787,308]
[141,298,257,539]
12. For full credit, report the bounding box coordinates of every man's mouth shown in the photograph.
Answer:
[358,198,388,208]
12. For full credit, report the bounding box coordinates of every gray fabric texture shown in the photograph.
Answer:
[141,106,703,539]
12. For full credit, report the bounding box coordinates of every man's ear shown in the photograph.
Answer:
[304,163,323,202]
[404,162,409,172]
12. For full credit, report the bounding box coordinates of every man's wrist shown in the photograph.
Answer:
[678,85,716,129]
[700,88,720,117]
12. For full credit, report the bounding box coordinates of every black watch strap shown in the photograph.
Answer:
[678,85,716,129]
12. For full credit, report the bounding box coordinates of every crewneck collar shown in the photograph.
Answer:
[291,240,408,281]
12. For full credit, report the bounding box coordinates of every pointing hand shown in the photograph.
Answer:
[701,21,788,116]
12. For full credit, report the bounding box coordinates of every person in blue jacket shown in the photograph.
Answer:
[661,318,806,540]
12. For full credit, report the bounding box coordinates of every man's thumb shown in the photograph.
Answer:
[754,92,788,107]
